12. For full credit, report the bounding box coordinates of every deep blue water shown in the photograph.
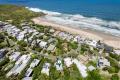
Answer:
[0,0,120,21]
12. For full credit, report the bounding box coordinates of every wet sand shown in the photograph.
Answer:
[32,17,120,49]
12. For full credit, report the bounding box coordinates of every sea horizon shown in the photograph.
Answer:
[0,0,120,37]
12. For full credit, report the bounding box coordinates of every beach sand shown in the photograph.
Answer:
[32,17,120,49]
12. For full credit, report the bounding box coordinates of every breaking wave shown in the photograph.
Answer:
[27,7,120,37]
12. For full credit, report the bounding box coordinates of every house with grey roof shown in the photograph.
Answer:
[30,59,40,68]
[25,68,33,77]
[6,55,31,77]
[39,41,47,48]
[22,77,32,80]
[9,52,21,61]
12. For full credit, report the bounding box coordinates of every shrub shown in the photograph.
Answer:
[17,40,27,47]
[106,56,120,73]
[111,74,119,80]
[0,57,9,67]
[108,67,116,73]
[86,69,103,80]
[19,46,26,51]
[109,53,120,61]
[0,42,7,49]
[69,41,78,49]
[0,5,43,26]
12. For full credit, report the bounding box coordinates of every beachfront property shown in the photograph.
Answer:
[6,54,31,77]
[113,49,120,55]
[57,32,74,41]
[0,20,120,80]
[41,63,51,76]
[86,39,98,48]
[49,28,55,33]
[58,32,68,40]
[73,35,86,44]
[53,31,60,36]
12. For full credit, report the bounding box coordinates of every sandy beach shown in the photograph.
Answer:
[32,17,120,49]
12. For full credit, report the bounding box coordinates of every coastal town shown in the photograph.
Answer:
[0,20,120,80]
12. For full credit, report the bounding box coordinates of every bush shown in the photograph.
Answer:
[109,53,120,61]
[17,40,27,47]
[0,69,8,80]
[69,64,83,80]
[102,67,108,71]
[38,74,49,80]
[0,5,43,26]
[63,68,70,80]
[80,44,89,54]
[8,36,17,41]
[69,41,78,49]
[0,57,9,67]
[19,46,26,51]
[49,66,60,80]
[106,56,120,73]
[86,69,103,80]
[0,33,5,43]
[32,58,45,80]
[108,67,116,73]
[35,48,42,52]
[111,74,119,80]
[0,42,7,49]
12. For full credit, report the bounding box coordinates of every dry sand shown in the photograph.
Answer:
[32,17,120,49]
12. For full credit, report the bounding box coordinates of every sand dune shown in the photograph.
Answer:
[32,17,120,49]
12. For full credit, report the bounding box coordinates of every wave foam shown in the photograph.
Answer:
[27,7,120,37]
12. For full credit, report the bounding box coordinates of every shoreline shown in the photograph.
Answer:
[32,17,120,49]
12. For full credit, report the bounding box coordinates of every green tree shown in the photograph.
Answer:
[86,70,103,80]
[17,40,27,47]
[111,74,119,80]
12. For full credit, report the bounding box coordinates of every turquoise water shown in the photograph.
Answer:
[0,0,120,21]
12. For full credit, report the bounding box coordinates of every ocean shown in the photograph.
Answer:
[0,0,120,37]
